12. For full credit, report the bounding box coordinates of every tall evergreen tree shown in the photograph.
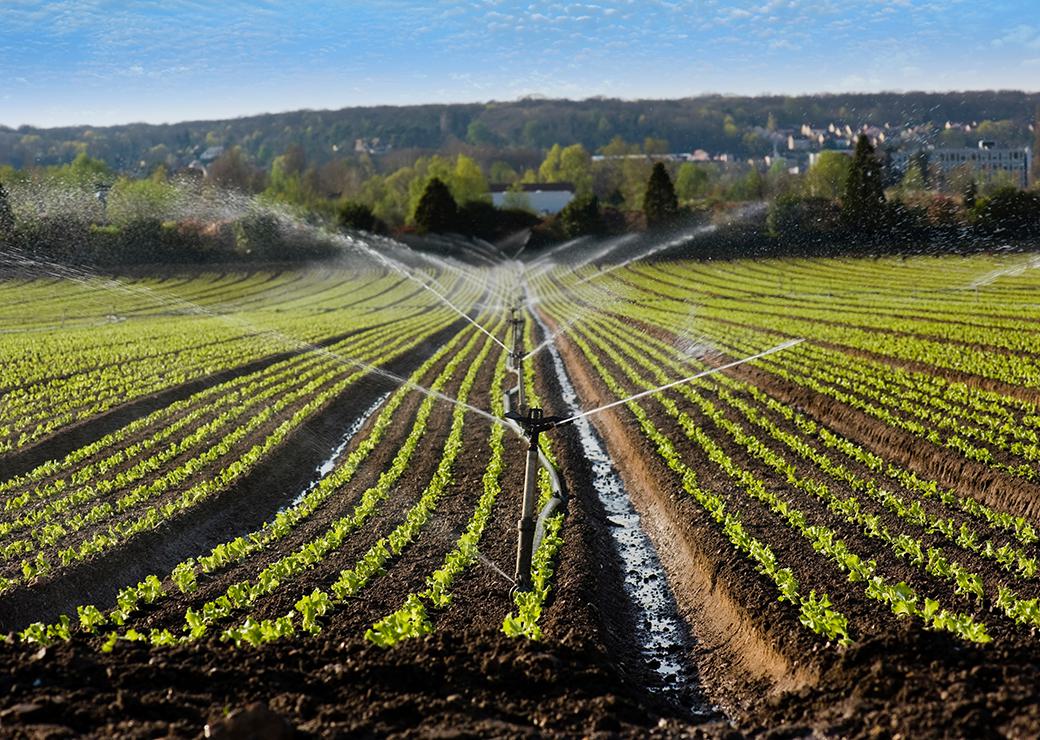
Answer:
[559,193,605,239]
[843,134,886,230]
[413,177,457,234]
[643,162,678,228]
[337,200,376,232]
[1033,106,1040,188]
[0,181,13,244]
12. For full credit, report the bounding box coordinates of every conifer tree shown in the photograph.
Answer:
[643,162,678,228]
[337,200,376,232]
[413,177,457,234]
[559,193,604,238]
[1032,106,1040,188]
[843,134,886,230]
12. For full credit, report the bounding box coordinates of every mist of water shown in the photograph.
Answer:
[967,254,1040,290]
[558,338,803,425]
[573,223,720,287]
[0,241,509,438]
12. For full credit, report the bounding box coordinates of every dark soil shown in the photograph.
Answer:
[0,319,464,632]
[4,287,1040,738]
[0,313,418,483]
[0,630,730,739]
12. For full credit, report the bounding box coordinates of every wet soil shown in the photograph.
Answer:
[0,314,418,483]
[4,304,1040,737]
[0,320,463,632]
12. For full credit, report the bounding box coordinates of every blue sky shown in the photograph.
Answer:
[1,1,1038,128]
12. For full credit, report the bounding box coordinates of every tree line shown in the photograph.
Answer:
[2,131,1039,268]
[3,91,1038,174]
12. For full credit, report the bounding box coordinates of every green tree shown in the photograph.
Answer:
[266,145,313,205]
[489,161,518,184]
[403,154,487,219]
[898,151,930,193]
[413,177,457,233]
[805,151,851,199]
[622,158,654,211]
[974,187,1040,238]
[740,168,765,200]
[643,137,669,155]
[337,200,376,232]
[107,177,177,226]
[451,155,489,204]
[54,152,112,188]
[643,162,678,228]
[466,119,500,146]
[675,163,713,201]
[723,114,739,138]
[559,144,593,195]
[538,144,564,182]
[558,193,605,238]
[598,136,638,158]
[843,134,886,230]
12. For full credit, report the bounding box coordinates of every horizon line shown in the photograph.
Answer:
[5,87,1040,133]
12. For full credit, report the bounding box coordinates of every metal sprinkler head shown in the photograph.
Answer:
[504,407,567,439]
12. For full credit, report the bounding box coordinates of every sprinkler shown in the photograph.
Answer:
[509,305,526,409]
[505,407,569,591]
[94,182,112,221]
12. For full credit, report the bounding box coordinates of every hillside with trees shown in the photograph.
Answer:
[3,91,1039,177]
[2,92,1039,268]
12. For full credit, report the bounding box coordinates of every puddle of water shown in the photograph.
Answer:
[532,309,715,716]
[279,391,390,513]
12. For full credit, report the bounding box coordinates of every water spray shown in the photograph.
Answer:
[344,237,508,352]
[556,338,804,425]
[503,304,803,589]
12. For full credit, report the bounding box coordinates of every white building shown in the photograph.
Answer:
[891,141,1031,189]
[489,183,574,214]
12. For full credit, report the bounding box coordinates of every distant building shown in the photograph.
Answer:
[489,183,574,214]
[890,140,1031,189]
[787,135,815,152]
[353,137,392,155]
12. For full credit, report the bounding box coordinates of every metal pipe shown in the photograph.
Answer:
[506,406,566,591]
[514,430,540,591]
[533,494,564,554]
[510,306,525,410]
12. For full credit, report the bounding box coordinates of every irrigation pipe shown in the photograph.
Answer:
[503,379,567,557]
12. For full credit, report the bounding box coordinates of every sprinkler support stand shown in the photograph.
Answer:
[510,306,525,410]
[506,407,566,591]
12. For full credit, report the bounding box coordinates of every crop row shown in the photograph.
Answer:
[0,271,474,452]
[19,318,483,647]
[533,269,1040,645]
[0,311,460,592]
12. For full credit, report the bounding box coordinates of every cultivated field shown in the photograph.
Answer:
[1,253,1040,737]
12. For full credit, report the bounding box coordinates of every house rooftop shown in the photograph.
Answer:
[488,182,574,193]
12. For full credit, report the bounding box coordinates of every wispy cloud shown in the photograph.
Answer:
[0,0,1035,127]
